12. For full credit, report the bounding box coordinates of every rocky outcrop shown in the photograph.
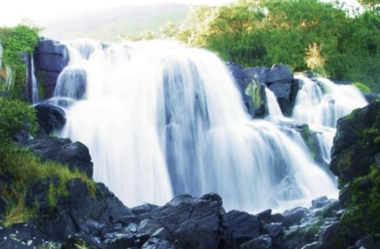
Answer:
[324,100,380,248]
[35,38,69,99]
[23,136,93,177]
[228,63,299,117]
[35,103,66,135]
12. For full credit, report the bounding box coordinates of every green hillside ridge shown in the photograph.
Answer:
[42,3,189,42]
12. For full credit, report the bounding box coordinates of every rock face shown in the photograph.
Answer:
[228,63,299,117]
[326,100,380,248]
[23,136,93,177]
[35,38,69,99]
[330,101,380,183]
[35,103,66,135]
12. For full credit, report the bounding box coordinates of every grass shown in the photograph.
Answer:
[0,147,96,227]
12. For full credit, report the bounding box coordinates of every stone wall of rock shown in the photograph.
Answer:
[228,63,299,117]
[34,38,69,99]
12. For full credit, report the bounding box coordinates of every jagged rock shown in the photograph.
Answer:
[0,223,46,249]
[283,207,313,227]
[103,232,135,249]
[223,210,262,249]
[302,242,322,249]
[150,194,223,249]
[36,38,68,72]
[24,136,93,177]
[311,196,329,209]
[35,104,66,135]
[348,234,380,249]
[331,101,380,182]
[131,203,159,220]
[317,219,339,245]
[137,219,164,243]
[265,223,284,238]
[228,64,268,117]
[142,237,180,249]
[35,38,69,99]
[240,235,272,249]
[244,67,270,84]
[267,64,293,83]
[257,209,272,224]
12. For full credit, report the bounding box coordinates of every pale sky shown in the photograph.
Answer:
[1,0,362,27]
[1,0,237,27]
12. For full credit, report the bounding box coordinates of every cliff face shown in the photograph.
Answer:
[325,100,380,248]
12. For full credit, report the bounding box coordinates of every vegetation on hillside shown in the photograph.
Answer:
[0,25,96,227]
[131,0,380,92]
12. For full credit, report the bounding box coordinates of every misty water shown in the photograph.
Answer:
[49,40,367,212]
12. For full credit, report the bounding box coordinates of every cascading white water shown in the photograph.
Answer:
[55,40,337,212]
[265,87,283,117]
[293,75,367,127]
[31,56,39,104]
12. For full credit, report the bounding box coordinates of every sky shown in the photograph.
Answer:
[0,0,237,27]
[1,0,362,27]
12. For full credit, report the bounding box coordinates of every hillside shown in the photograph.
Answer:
[41,3,189,42]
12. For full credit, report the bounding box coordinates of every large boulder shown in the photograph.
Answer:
[23,136,93,177]
[150,194,224,249]
[35,104,66,135]
[26,179,133,244]
[35,38,69,99]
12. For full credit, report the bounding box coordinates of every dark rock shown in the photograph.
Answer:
[240,235,272,249]
[223,210,262,249]
[37,70,61,99]
[363,93,380,103]
[150,194,223,249]
[302,242,322,249]
[244,67,270,84]
[267,64,293,83]
[35,104,66,135]
[317,220,339,244]
[36,53,69,72]
[32,180,132,242]
[311,196,329,209]
[142,237,180,249]
[271,213,286,224]
[314,200,340,218]
[268,83,292,99]
[283,207,313,227]
[265,223,284,238]
[131,203,159,220]
[61,233,101,249]
[24,136,93,177]
[103,232,135,249]
[137,219,164,242]
[37,38,68,55]
[348,234,380,249]
[0,223,46,249]
[330,101,380,182]
[257,209,272,224]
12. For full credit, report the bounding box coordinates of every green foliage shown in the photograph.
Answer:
[0,147,96,227]
[354,82,372,93]
[164,0,380,91]
[0,23,40,99]
[0,97,38,147]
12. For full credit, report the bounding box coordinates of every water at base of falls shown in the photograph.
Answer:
[53,40,338,212]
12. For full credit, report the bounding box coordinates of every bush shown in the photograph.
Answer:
[0,97,37,147]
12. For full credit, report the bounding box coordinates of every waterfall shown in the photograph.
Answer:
[55,40,338,212]
[31,56,39,104]
[265,87,283,117]
[293,75,367,127]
